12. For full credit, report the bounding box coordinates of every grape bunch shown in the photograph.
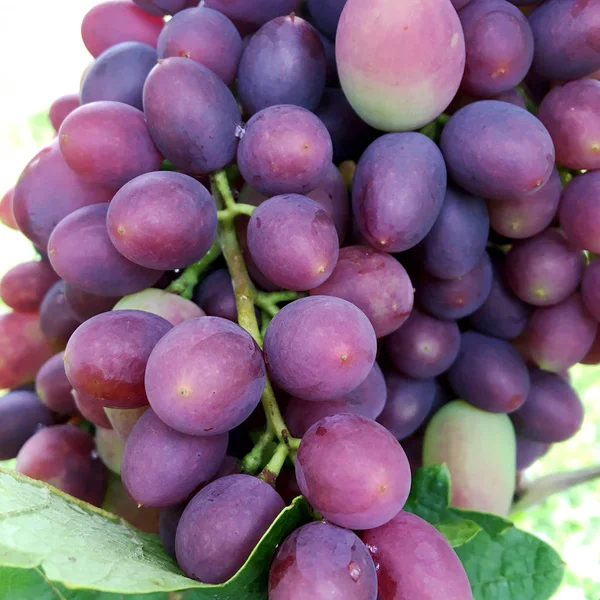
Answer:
[0,0,599,598]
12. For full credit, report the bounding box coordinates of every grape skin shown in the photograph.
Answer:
[269,521,377,600]
[0,391,55,460]
[361,511,473,600]
[175,474,285,583]
[237,16,326,114]
[143,57,241,176]
[39,281,83,350]
[145,317,266,435]
[296,414,412,530]
[121,409,228,507]
[0,261,60,313]
[64,309,173,409]
[264,296,377,401]
[310,245,414,338]
[35,352,77,416]
[238,105,333,196]
[48,204,164,297]
[16,425,108,507]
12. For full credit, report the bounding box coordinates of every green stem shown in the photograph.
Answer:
[259,442,289,485]
[212,171,295,449]
[558,165,574,187]
[288,437,301,451]
[517,85,538,115]
[165,239,222,299]
[217,203,256,221]
[260,310,272,339]
[437,113,450,126]
[241,430,275,474]
[255,290,304,318]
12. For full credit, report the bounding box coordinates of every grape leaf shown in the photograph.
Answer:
[405,465,565,600]
[0,467,311,600]
[434,520,480,548]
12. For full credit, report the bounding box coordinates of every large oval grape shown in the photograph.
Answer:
[336,0,465,131]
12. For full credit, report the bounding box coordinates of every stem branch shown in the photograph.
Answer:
[212,171,296,452]
[259,442,290,485]
[165,239,222,299]
[241,430,275,474]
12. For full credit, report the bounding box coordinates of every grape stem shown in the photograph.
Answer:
[165,239,222,299]
[512,465,600,513]
[241,430,275,474]
[259,442,290,486]
[212,170,300,477]
[254,290,305,317]
[217,203,257,220]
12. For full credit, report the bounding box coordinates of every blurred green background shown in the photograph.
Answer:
[0,2,598,599]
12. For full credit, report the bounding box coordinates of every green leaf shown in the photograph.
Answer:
[0,467,311,599]
[405,465,565,600]
[434,520,480,548]
[0,459,15,470]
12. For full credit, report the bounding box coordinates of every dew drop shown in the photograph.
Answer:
[348,561,362,582]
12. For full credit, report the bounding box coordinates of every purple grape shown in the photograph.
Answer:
[204,0,302,33]
[296,414,411,530]
[35,352,77,416]
[401,434,425,473]
[107,172,217,270]
[159,503,187,558]
[524,293,598,372]
[361,511,472,600]
[157,7,243,85]
[560,171,600,253]
[114,288,205,326]
[143,57,241,175]
[440,101,555,201]
[238,105,332,196]
[49,94,80,133]
[65,310,172,409]
[81,1,164,57]
[414,186,489,279]
[306,0,347,38]
[315,88,377,163]
[352,133,447,252]
[81,42,158,110]
[385,308,461,378]
[193,269,237,321]
[494,86,527,109]
[0,390,55,460]
[264,296,377,401]
[73,390,113,430]
[39,281,83,349]
[48,204,164,297]
[285,362,387,437]
[269,521,377,600]
[0,312,54,391]
[238,15,326,114]
[516,435,550,470]
[122,409,228,507]
[238,162,350,243]
[0,261,60,313]
[316,31,339,87]
[504,229,585,306]
[415,251,494,320]
[134,0,198,17]
[176,474,285,583]
[12,140,113,249]
[459,0,534,97]
[582,259,600,321]
[448,331,530,413]
[538,79,600,171]
[310,246,413,337]
[487,166,561,239]
[247,195,339,291]
[64,284,120,321]
[512,369,584,443]
[470,259,532,340]
[378,374,438,440]
[58,101,163,190]
[529,0,600,81]
[16,425,108,507]
[581,329,600,365]
[146,317,266,435]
